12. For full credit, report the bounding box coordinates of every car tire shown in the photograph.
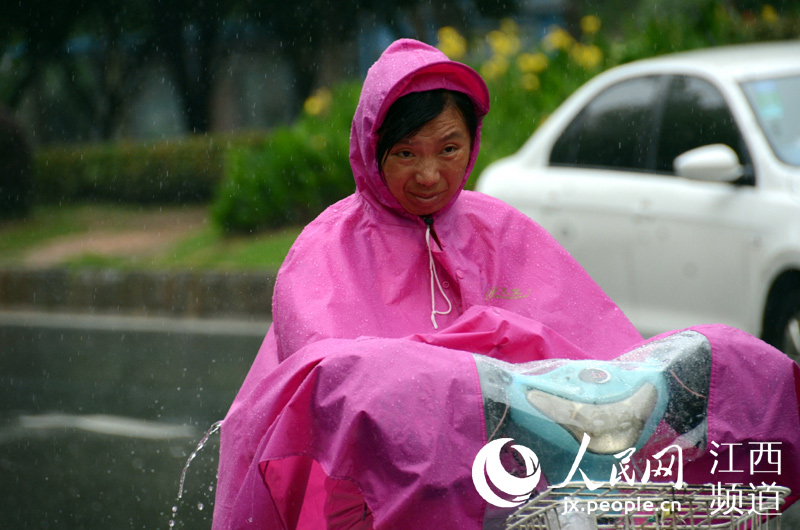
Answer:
[763,280,800,364]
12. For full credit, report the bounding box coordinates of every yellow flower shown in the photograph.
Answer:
[580,15,602,35]
[480,55,509,81]
[570,43,603,70]
[543,26,574,52]
[762,4,779,23]
[303,87,333,117]
[500,18,519,36]
[436,26,468,60]
[487,30,520,57]
[520,73,540,92]
[517,52,548,74]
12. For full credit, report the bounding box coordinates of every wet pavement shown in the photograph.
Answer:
[0,311,265,530]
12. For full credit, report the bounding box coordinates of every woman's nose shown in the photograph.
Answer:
[415,158,440,186]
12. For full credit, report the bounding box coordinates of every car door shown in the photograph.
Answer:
[628,74,757,336]
[543,75,666,321]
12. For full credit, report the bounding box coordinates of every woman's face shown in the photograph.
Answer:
[381,104,471,216]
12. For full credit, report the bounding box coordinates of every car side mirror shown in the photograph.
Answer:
[673,144,744,183]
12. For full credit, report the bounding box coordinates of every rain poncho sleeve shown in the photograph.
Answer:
[212,39,800,530]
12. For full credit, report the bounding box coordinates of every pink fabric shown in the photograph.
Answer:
[214,308,636,529]
[214,40,640,529]
[211,39,800,529]
[270,38,640,364]
[215,311,800,529]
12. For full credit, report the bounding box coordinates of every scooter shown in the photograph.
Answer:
[471,330,794,529]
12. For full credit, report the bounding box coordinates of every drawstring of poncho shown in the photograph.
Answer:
[424,216,451,329]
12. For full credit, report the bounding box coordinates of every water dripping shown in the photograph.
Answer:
[177,419,223,499]
[168,419,223,529]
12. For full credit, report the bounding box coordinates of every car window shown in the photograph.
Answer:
[741,74,800,167]
[550,76,662,171]
[654,75,751,174]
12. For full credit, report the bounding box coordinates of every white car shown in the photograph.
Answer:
[476,41,800,361]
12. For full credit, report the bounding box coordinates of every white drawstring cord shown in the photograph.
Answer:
[426,223,452,329]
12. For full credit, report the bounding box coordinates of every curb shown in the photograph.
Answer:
[0,267,275,319]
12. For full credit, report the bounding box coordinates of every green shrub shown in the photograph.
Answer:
[33,131,266,204]
[211,82,359,233]
[0,105,33,219]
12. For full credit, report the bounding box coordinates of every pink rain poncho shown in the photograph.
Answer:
[212,40,800,529]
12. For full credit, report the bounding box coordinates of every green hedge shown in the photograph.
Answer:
[33,131,267,204]
[211,82,359,233]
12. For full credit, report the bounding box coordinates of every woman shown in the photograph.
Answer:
[212,39,800,529]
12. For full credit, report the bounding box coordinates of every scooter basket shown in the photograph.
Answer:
[505,482,790,530]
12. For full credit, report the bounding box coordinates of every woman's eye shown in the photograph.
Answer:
[396,150,413,158]
[442,145,459,154]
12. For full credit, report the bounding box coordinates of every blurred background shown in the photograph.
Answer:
[2,0,798,238]
[2,0,798,235]
[1,0,798,529]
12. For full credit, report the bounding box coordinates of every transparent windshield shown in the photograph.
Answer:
[741,74,800,166]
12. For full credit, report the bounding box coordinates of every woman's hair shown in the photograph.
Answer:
[376,89,478,171]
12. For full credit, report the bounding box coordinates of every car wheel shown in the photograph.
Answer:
[764,282,800,364]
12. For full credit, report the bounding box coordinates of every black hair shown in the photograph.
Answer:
[376,89,478,172]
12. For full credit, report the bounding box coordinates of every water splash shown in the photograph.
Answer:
[168,420,223,529]
[177,419,223,499]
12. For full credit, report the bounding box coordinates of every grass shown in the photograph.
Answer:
[148,225,303,271]
[0,206,100,259]
[0,204,302,271]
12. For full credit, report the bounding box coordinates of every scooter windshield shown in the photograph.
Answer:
[475,330,712,486]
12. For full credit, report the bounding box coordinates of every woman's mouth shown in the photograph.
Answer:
[411,192,442,203]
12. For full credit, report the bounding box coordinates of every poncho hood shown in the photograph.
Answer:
[350,38,490,218]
